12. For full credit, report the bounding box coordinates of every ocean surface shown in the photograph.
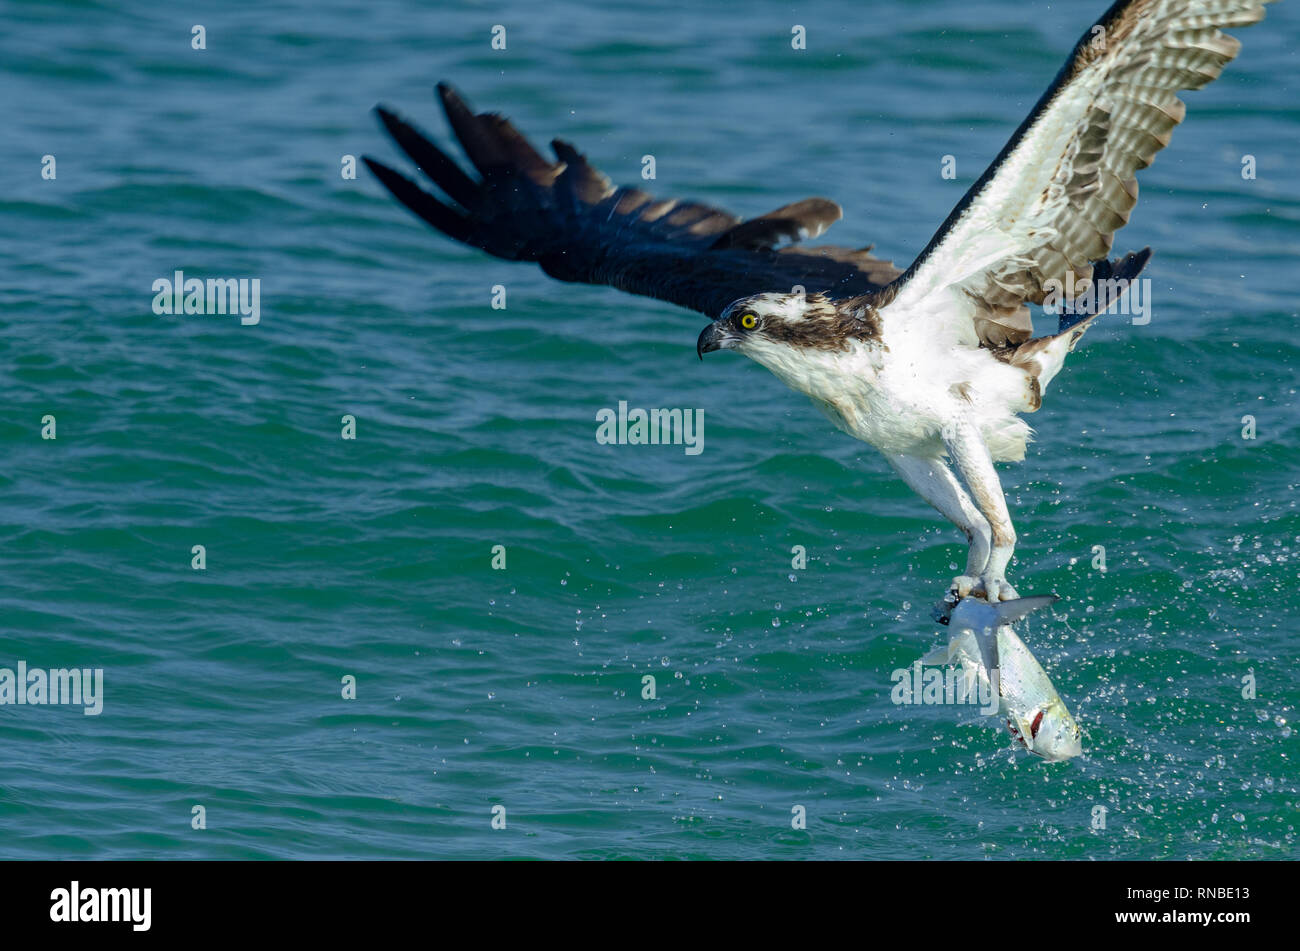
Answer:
[0,0,1296,859]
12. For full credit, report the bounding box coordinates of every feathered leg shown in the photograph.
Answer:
[886,453,992,597]
[940,419,1019,601]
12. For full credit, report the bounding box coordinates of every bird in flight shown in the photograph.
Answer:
[364,0,1271,603]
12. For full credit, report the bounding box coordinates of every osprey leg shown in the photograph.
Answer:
[940,420,1018,601]
[886,453,991,597]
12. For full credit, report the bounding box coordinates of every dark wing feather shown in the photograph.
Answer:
[364,83,900,318]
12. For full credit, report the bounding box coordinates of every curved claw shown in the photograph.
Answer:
[932,585,962,625]
[950,574,978,599]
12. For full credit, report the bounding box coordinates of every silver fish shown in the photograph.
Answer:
[924,594,1082,761]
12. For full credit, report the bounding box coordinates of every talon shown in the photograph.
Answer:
[979,576,1017,601]
[933,588,960,625]
[934,577,975,625]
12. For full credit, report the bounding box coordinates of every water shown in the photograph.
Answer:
[0,0,1296,859]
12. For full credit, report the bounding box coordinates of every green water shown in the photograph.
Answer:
[0,0,1296,858]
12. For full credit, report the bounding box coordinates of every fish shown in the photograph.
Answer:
[924,594,1083,761]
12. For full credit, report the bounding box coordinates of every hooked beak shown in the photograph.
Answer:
[697,321,734,360]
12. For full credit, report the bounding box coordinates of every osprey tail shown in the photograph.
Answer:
[1009,247,1152,403]
[1057,247,1152,334]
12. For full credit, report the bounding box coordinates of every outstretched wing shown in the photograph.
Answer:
[877,0,1272,347]
[364,83,900,318]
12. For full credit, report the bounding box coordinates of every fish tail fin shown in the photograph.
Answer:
[991,594,1060,627]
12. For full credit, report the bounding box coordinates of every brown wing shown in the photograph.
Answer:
[364,83,900,318]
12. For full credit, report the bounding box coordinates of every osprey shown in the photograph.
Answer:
[364,0,1271,602]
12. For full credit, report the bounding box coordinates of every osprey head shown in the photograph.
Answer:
[696,291,879,361]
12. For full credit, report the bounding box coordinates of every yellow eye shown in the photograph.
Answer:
[740,313,757,329]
